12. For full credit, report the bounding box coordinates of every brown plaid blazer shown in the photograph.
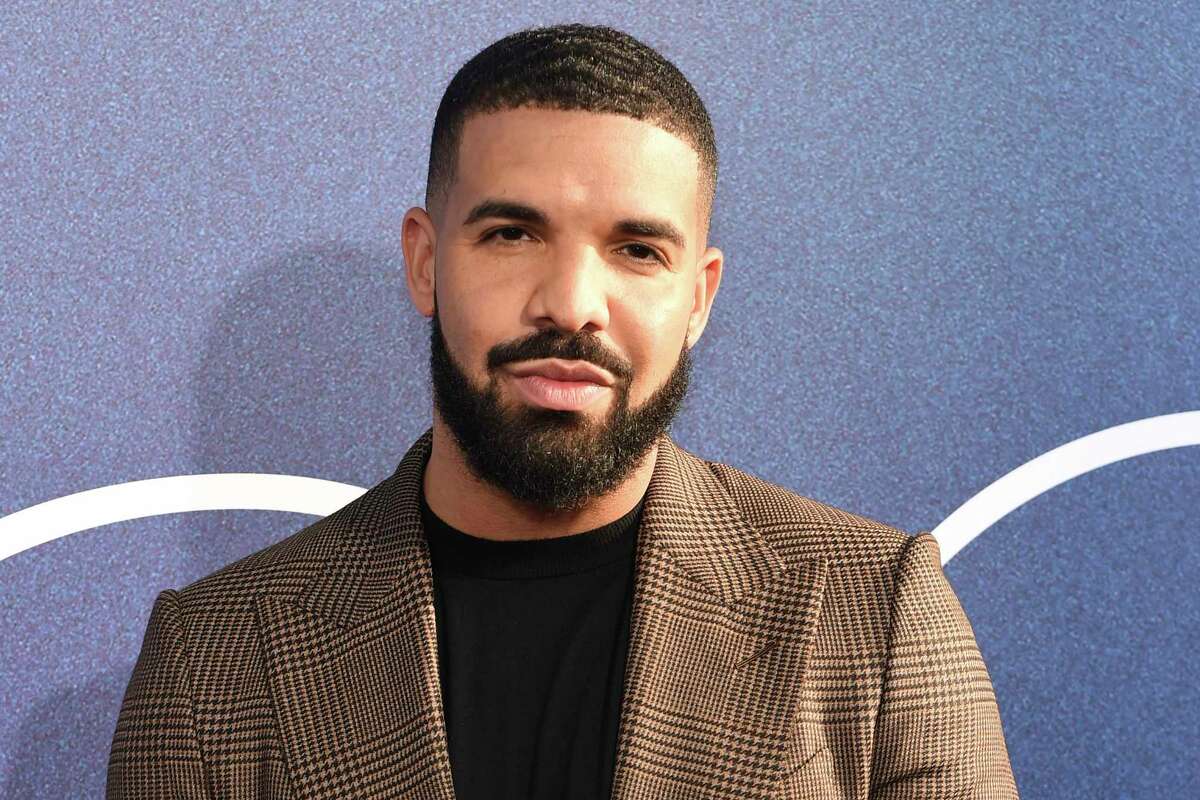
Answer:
[108,427,1019,799]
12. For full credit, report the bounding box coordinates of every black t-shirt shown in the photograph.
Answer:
[420,487,644,800]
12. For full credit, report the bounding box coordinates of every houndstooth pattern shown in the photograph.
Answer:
[107,427,1019,799]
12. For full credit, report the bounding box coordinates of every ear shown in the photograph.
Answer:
[685,245,724,348]
[401,206,437,317]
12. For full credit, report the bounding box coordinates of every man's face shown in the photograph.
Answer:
[411,107,721,514]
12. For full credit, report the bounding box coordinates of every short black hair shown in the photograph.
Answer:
[425,23,718,235]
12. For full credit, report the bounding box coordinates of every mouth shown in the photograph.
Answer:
[507,358,616,386]
[504,358,616,411]
[508,373,611,411]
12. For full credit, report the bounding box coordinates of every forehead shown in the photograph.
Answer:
[451,107,701,238]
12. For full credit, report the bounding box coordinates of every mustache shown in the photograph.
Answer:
[487,328,631,382]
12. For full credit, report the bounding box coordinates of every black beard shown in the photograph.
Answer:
[428,305,693,514]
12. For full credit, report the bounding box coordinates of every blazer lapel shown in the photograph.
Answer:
[609,434,829,800]
[255,427,828,800]
[255,429,455,800]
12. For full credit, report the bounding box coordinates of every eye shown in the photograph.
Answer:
[620,242,665,265]
[482,226,533,244]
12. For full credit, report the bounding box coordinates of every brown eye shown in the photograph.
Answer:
[484,226,530,242]
[623,243,663,264]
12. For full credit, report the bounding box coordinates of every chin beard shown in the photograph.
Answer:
[427,308,692,513]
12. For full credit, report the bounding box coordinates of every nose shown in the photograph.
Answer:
[524,244,611,335]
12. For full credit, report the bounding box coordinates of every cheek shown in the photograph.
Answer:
[438,247,530,337]
[629,285,692,348]
[617,297,691,389]
[435,298,496,383]
[437,262,512,359]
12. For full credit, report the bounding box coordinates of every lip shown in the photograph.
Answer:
[509,373,611,411]
[507,358,616,387]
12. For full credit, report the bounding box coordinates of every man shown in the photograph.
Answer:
[108,23,1019,800]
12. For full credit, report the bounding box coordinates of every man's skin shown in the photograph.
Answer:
[401,107,725,541]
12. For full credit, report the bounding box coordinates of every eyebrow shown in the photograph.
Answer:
[613,218,687,251]
[462,197,688,252]
[463,199,548,228]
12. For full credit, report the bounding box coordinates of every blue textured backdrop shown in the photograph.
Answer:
[2,2,1197,796]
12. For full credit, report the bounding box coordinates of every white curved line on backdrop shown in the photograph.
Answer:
[0,474,367,563]
[0,411,1196,565]
[932,411,1200,564]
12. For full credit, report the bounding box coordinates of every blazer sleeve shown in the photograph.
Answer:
[107,589,211,799]
[868,533,1020,799]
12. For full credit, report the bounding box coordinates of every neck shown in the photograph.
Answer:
[422,414,658,542]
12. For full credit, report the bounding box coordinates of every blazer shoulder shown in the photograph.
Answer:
[172,485,369,616]
[702,457,916,568]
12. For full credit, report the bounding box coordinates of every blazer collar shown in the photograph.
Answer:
[254,427,828,799]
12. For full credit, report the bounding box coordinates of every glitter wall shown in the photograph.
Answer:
[1,3,1197,796]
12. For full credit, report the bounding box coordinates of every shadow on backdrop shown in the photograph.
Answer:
[187,242,430,574]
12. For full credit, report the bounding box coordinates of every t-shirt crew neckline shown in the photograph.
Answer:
[419,485,645,581]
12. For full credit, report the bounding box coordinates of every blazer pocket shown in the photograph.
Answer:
[775,745,838,798]
[780,744,829,779]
